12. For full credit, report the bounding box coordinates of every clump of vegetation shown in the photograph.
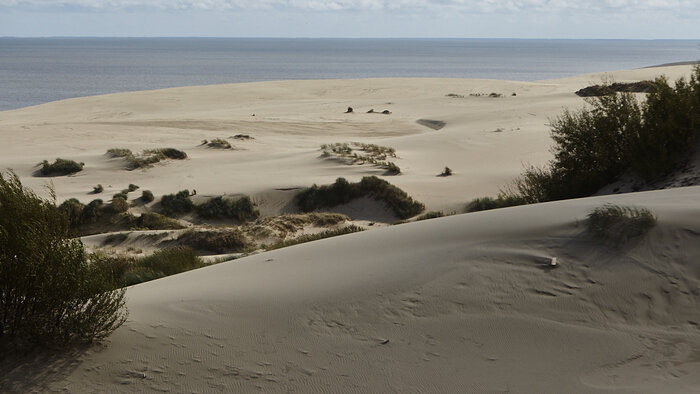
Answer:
[466,195,528,212]
[128,184,139,192]
[267,225,364,250]
[134,212,184,230]
[113,192,128,200]
[586,204,656,244]
[575,80,657,97]
[107,147,187,170]
[296,176,424,219]
[416,211,445,221]
[440,167,453,176]
[470,67,700,211]
[109,196,129,213]
[39,158,84,176]
[321,142,400,173]
[92,184,104,194]
[196,195,260,222]
[207,138,232,149]
[159,190,194,216]
[469,92,503,98]
[141,189,154,203]
[112,247,205,286]
[177,229,250,254]
[446,93,465,98]
[0,171,126,347]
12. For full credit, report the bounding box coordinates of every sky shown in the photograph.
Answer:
[0,0,699,38]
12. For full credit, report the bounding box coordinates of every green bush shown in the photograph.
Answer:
[81,199,105,224]
[441,167,452,176]
[140,190,154,203]
[177,229,250,254]
[58,198,85,227]
[159,190,194,216]
[586,204,656,244]
[465,195,528,212]
[116,248,204,286]
[384,162,401,175]
[207,138,232,149]
[92,184,104,194]
[109,197,130,213]
[135,212,184,230]
[107,148,187,170]
[39,158,84,176]
[296,176,424,219]
[196,195,260,222]
[0,172,127,347]
[113,192,128,200]
[128,184,139,192]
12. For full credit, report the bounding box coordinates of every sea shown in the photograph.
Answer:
[1,38,698,112]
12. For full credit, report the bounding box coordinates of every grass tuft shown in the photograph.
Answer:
[586,204,656,244]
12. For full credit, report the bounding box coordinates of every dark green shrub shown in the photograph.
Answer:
[586,204,656,244]
[146,148,187,160]
[384,162,401,175]
[135,212,184,230]
[122,267,165,287]
[109,197,129,214]
[196,195,260,222]
[138,247,204,277]
[141,190,154,203]
[92,184,103,194]
[207,138,232,149]
[39,158,84,176]
[113,192,128,200]
[296,176,424,219]
[0,172,126,346]
[441,167,452,176]
[159,190,194,216]
[58,198,85,227]
[81,199,104,223]
[128,184,139,192]
[466,196,529,212]
[177,229,250,254]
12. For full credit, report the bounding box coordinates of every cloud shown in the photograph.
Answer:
[1,0,697,13]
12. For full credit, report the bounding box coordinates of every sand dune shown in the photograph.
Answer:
[1,65,699,392]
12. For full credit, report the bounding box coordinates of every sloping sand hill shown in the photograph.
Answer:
[1,65,698,393]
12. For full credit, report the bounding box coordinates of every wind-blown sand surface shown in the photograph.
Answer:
[1,65,699,392]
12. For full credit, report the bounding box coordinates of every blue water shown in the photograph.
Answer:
[1,38,698,111]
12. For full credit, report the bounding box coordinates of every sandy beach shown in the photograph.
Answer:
[1,64,699,393]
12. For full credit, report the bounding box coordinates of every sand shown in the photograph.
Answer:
[1,65,699,393]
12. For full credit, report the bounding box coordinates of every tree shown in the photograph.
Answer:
[0,171,127,347]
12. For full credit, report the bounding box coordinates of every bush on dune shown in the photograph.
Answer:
[196,195,260,222]
[586,204,656,244]
[39,158,84,176]
[296,176,424,220]
[471,67,700,212]
[0,172,126,347]
[159,190,194,216]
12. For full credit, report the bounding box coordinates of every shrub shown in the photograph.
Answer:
[196,195,260,222]
[81,199,105,223]
[159,190,194,216]
[441,167,452,176]
[39,158,84,176]
[465,196,529,212]
[103,233,128,246]
[141,190,154,203]
[296,176,425,219]
[113,192,128,200]
[145,148,187,160]
[107,148,187,170]
[118,247,204,286]
[58,198,85,227]
[384,162,401,175]
[207,138,232,149]
[177,229,250,254]
[416,211,445,221]
[0,172,127,347]
[586,204,656,244]
[93,184,104,194]
[135,212,184,230]
[128,184,139,192]
[109,197,130,213]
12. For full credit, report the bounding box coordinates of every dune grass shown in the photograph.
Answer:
[176,229,251,254]
[196,195,260,222]
[321,142,400,174]
[266,225,364,251]
[107,147,187,170]
[586,204,656,244]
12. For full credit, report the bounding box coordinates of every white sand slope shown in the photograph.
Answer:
[1,65,699,392]
[4,186,700,393]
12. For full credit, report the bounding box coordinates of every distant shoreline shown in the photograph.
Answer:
[645,60,700,68]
